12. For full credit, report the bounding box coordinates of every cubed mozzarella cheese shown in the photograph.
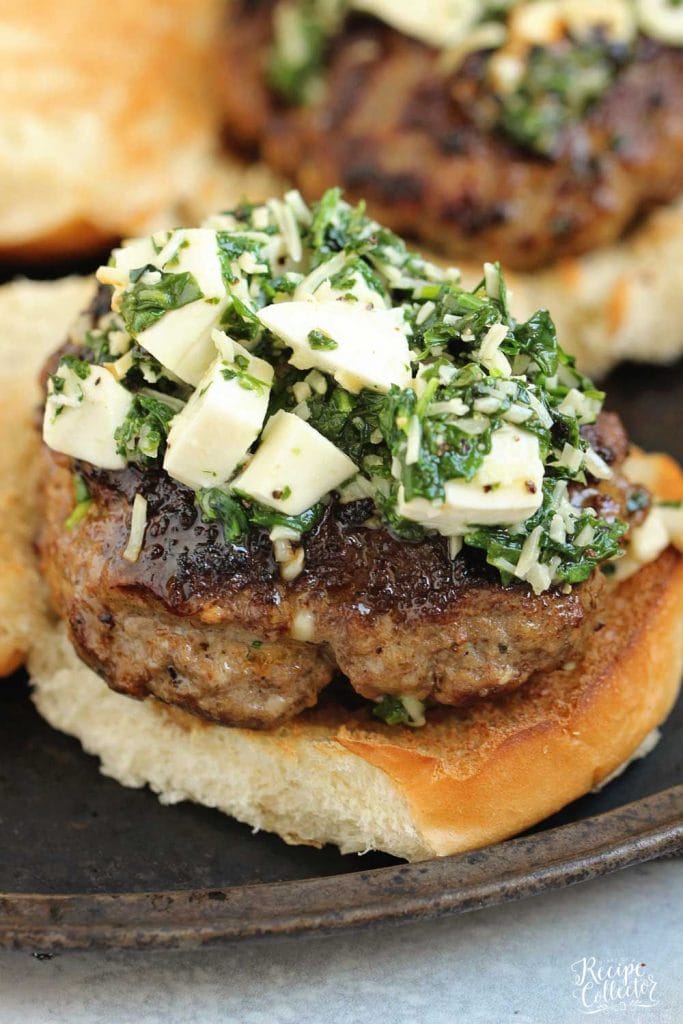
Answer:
[294,254,388,309]
[629,507,670,564]
[97,237,158,296]
[232,410,357,515]
[160,229,226,298]
[43,364,132,470]
[163,341,273,491]
[308,272,388,309]
[135,229,228,386]
[104,229,229,387]
[258,300,412,393]
[398,424,544,534]
[109,236,158,277]
[137,300,226,387]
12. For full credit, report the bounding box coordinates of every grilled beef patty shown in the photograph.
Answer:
[38,409,638,729]
[219,3,683,271]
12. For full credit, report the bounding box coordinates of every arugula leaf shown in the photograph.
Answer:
[506,310,558,376]
[306,386,386,467]
[197,488,324,545]
[220,294,262,342]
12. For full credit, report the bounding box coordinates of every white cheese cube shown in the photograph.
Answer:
[232,410,357,515]
[307,272,388,309]
[350,0,480,49]
[137,300,227,387]
[398,424,544,534]
[258,300,412,393]
[629,507,670,564]
[294,253,388,309]
[97,237,159,295]
[43,364,132,470]
[160,228,226,298]
[109,236,158,276]
[163,342,273,491]
[135,229,228,386]
[103,229,229,387]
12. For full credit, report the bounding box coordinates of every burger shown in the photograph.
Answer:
[30,188,683,860]
[218,0,683,375]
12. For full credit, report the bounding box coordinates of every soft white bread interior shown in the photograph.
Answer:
[0,277,93,674]
[29,456,683,860]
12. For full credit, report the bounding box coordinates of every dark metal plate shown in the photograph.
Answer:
[0,291,681,948]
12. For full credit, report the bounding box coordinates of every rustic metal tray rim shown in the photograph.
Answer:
[2,785,680,952]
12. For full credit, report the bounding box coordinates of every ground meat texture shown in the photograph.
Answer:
[39,434,621,729]
[218,5,683,271]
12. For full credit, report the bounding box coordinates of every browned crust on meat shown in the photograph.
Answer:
[38,407,626,728]
[219,4,683,270]
[36,284,644,727]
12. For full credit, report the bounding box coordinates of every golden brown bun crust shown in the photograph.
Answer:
[0,221,114,264]
[0,1,222,259]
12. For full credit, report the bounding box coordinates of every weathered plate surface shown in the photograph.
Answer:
[0,330,681,950]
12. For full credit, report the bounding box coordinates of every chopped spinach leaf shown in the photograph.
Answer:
[114,394,177,464]
[119,270,203,336]
[373,695,411,726]
[196,488,249,543]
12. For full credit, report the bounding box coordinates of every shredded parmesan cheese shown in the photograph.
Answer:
[122,493,148,564]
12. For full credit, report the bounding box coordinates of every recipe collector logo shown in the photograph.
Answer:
[570,957,659,1014]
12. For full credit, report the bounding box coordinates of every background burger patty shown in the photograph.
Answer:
[219,4,683,272]
[38,412,635,729]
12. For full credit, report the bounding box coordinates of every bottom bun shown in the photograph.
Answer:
[29,545,683,862]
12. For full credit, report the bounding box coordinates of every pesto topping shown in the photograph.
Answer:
[267,0,683,155]
[494,40,627,155]
[119,268,204,336]
[64,473,92,531]
[43,188,630,594]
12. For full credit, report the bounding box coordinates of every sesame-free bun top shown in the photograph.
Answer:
[0,0,221,260]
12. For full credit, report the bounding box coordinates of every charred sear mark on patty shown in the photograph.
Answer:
[218,6,683,270]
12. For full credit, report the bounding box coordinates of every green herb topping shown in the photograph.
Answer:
[119,269,204,336]
[50,187,631,597]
